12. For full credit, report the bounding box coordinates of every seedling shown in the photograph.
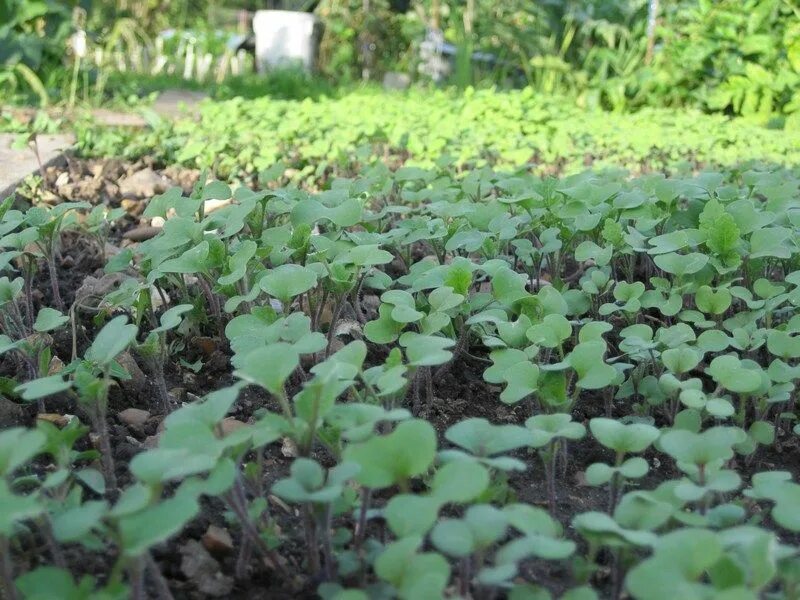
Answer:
[273,458,359,578]
[74,315,139,490]
[586,418,660,510]
[526,413,586,513]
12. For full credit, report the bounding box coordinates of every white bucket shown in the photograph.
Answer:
[252,10,319,72]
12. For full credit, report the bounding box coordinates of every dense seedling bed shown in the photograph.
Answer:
[2,159,800,599]
[72,89,800,181]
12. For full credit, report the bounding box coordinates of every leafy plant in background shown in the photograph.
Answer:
[0,0,73,105]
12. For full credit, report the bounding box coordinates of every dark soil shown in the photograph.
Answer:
[4,157,800,599]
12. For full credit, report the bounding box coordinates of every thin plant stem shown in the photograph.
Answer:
[351,271,367,324]
[23,260,35,331]
[313,288,329,331]
[129,556,146,600]
[425,367,434,415]
[0,535,18,600]
[544,441,558,514]
[145,552,175,600]
[145,351,172,414]
[235,535,252,579]
[320,504,335,581]
[302,505,321,575]
[197,276,224,339]
[325,294,345,358]
[46,254,64,311]
[94,390,117,492]
[459,556,472,597]
[40,516,66,568]
[354,487,371,550]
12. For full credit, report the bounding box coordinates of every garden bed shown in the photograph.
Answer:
[2,155,800,599]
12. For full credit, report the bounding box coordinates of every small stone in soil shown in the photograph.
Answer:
[122,225,162,242]
[118,167,173,198]
[202,525,234,555]
[118,407,150,427]
[179,540,234,597]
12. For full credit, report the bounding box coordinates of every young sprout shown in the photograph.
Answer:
[374,536,450,600]
[586,418,660,511]
[272,458,360,579]
[658,426,747,513]
[135,304,193,414]
[525,413,586,513]
[74,315,139,491]
[24,202,91,310]
[706,354,768,428]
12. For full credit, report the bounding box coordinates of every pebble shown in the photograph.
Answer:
[122,226,161,242]
[119,167,172,197]
[202,525,234,555]
[118,408,150,427]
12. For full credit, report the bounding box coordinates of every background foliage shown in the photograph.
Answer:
[2,0,800,123]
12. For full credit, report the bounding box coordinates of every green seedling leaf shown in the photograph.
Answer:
[500,361,540,404]
[586,457,649,486]
[695,286,732,315]
[335,244,394,267]
[625,529,723,600]
[33,307,69,332]
[344,419,436,489]
[16,375,71,401]
[526,414,586,448]
[235,342,299,396]
[384,494,443,537]
[400,333,454,367]
[484,349,530,384]
[85,316,138,366]
[589,418,660,454]
[152,304,194,333]
[706,355,763,394]
[382,290,424,323]
[653,252,709,276]
[272,459,358,504]
[572,511,656,547]
[158,241,210,274]
[659,427,746,468]
[0,479,43,536]
[15,567,124,600]
[431,518,474,557]
[51,501,108,543]
[430,460,489,503]
[750,226,792,259]
[0,427,46,475]
[444,418,533,457]
[218,240,257,286]
[260,264,317,304]
[118,491,200,557]
[661,346,702,375]
[767,330,800,360]
[292,198,362,228]
[375,536,450,600]
[0,276,24,305]
[364,304,405,344]
[567,341,618,389]
[441,418,532,470]
[526,314,571,348]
